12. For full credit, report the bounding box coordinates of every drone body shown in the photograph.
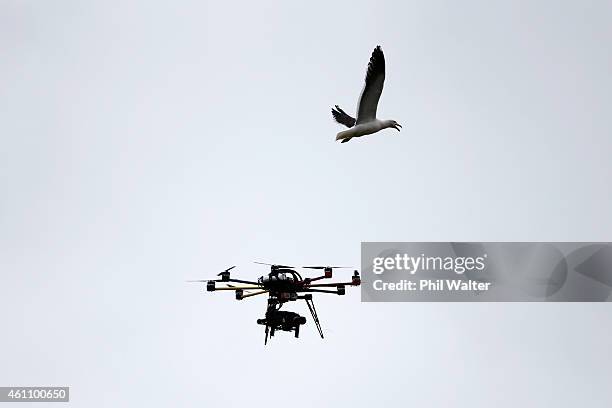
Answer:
[189,263,360,344]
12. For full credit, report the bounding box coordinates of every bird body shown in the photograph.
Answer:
[332,46,401,143]
[336,120,395,141]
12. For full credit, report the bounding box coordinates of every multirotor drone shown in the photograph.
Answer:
[188,262,361,344]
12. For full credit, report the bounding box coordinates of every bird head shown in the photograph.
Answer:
[384,120,402,131]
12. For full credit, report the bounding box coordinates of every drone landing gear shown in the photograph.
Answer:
[304,295,324,339]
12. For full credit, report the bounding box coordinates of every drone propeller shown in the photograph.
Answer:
[186,265,236,283]
[254,261,294,269]
[302,266,352,270]
[217,265,236,275]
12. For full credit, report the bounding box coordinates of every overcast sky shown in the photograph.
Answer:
[1,1,612,407]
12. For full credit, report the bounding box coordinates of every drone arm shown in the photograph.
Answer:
[305,281,356,288]
[304,275,327,283]
[213,285,263,291]
[227,278,260,285]
[302,288,342,295]
[239,290,269,299]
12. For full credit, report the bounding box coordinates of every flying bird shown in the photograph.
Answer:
[332,46,401,143]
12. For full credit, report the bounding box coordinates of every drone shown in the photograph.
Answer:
[188,262,361,344]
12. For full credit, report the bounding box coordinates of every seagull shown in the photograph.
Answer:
[332,46,401,143]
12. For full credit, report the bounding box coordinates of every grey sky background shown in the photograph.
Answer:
[1,0,611,407]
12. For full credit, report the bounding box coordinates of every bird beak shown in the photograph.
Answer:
[393,123,402,131]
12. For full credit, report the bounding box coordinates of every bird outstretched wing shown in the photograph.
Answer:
[331,105,356,128]
[356,46,385,124]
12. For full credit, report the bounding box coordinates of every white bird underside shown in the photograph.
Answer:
[332,46,400,143]
[335,121,385,141]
